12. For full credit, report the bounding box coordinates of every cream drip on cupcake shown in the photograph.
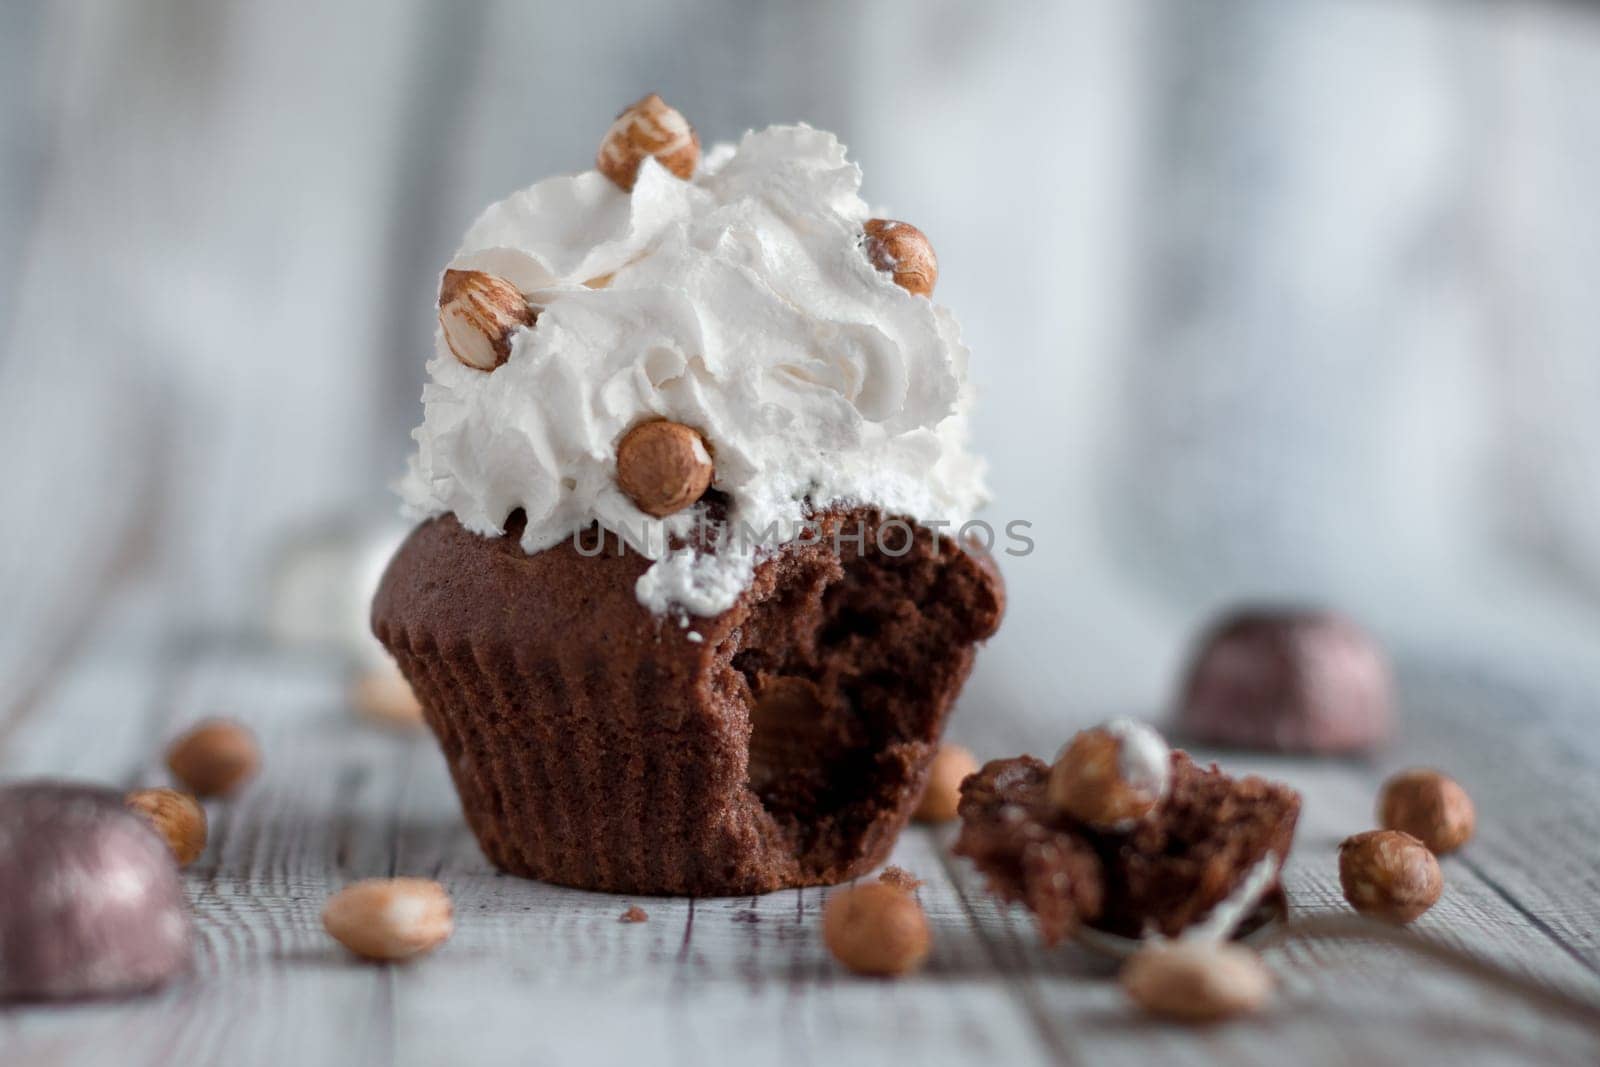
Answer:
[400,97,987,616]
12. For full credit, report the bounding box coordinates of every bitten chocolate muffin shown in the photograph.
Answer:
[378,99,999,896]
[953,752,1299,943]
[376,508,1000,895]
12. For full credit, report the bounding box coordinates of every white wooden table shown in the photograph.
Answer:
[4,554,1600,1067]
[5,2,1600,1063]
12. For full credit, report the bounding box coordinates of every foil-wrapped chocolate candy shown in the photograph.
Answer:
[1175,608,1393,754]
[0,782,194,1001]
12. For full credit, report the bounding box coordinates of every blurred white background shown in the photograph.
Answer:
[2,0,1598,733]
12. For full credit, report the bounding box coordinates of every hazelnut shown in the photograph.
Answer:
[1339,829,1442,923]
[1378,769,1474,854]
[863,219,938,297]
[620,906,649,924]
[616,420,714,517]
[1121,941,1273,1023]
[125,787,208,867]
[352,662,425,732]
[322,878,453,961]
[438,269,536,371]
[166,719,260,798]
[596,93,699,191]
[914,743,978,823]
[822,881,930,977]
[1047,720,1171,830]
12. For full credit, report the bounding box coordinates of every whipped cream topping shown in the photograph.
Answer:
[1106,719,1172,808]
[1184,853,1281,943]
[400,125,986,616]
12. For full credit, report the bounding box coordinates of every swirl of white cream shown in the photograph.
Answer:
[400,125,987,616]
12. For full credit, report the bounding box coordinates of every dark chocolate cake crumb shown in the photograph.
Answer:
[620,906,648,923]
[954,752,1299,943]
[877,866,923,893]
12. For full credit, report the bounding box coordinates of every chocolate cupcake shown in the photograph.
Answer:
[374,98,1001,896]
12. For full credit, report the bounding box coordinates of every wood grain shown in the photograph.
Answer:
[4,1,1600,1064]
[4,593,1600,1066]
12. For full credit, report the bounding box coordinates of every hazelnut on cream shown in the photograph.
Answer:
[616,420,714,518]
[1048,720,1171,830]
[597,93,699,191]
[438,270,536,372]
[402,122,985,619]
[863,219,938,297]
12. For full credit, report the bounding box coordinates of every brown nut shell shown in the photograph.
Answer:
[597,94,699,191]
[438,269,536,371]
[616,420,714,517]
[822,881,931,977]
[914,744,978,823]
[323,878,453,961]
[1378,769,1474,855]
[166,719,260,798]
[864,219,938,297]
[1122,941,1273,1022]
[1339,829,1442,923]
[125,788,208,866]
[1047,728,1163,829]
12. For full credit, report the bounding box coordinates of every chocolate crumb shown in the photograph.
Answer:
[878,866,923,893]
[620,906,648,923]
[954,752,1299,942]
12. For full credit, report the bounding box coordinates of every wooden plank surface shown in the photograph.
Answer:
[4,2,1600,1064]
[3,578,1600,1066]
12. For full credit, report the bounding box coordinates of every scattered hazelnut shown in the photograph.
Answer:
[863,219,938,297]
[596,93,699,191]
[1339,829,1442,923]
[914,743,978,823]
[1378,769,1475,855]
[352,662,425,732]
[1047,720,1171,830]
[616,420,714,517]
[438,269,536,371]
[1121,941,1273,1023]
[166,719,260,798]
[823,881,931,977]
[620,906,649,924]
[124,788,207,867]
[322,878,453,961]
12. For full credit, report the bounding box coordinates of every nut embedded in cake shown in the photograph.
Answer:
[954,745,1301,943]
